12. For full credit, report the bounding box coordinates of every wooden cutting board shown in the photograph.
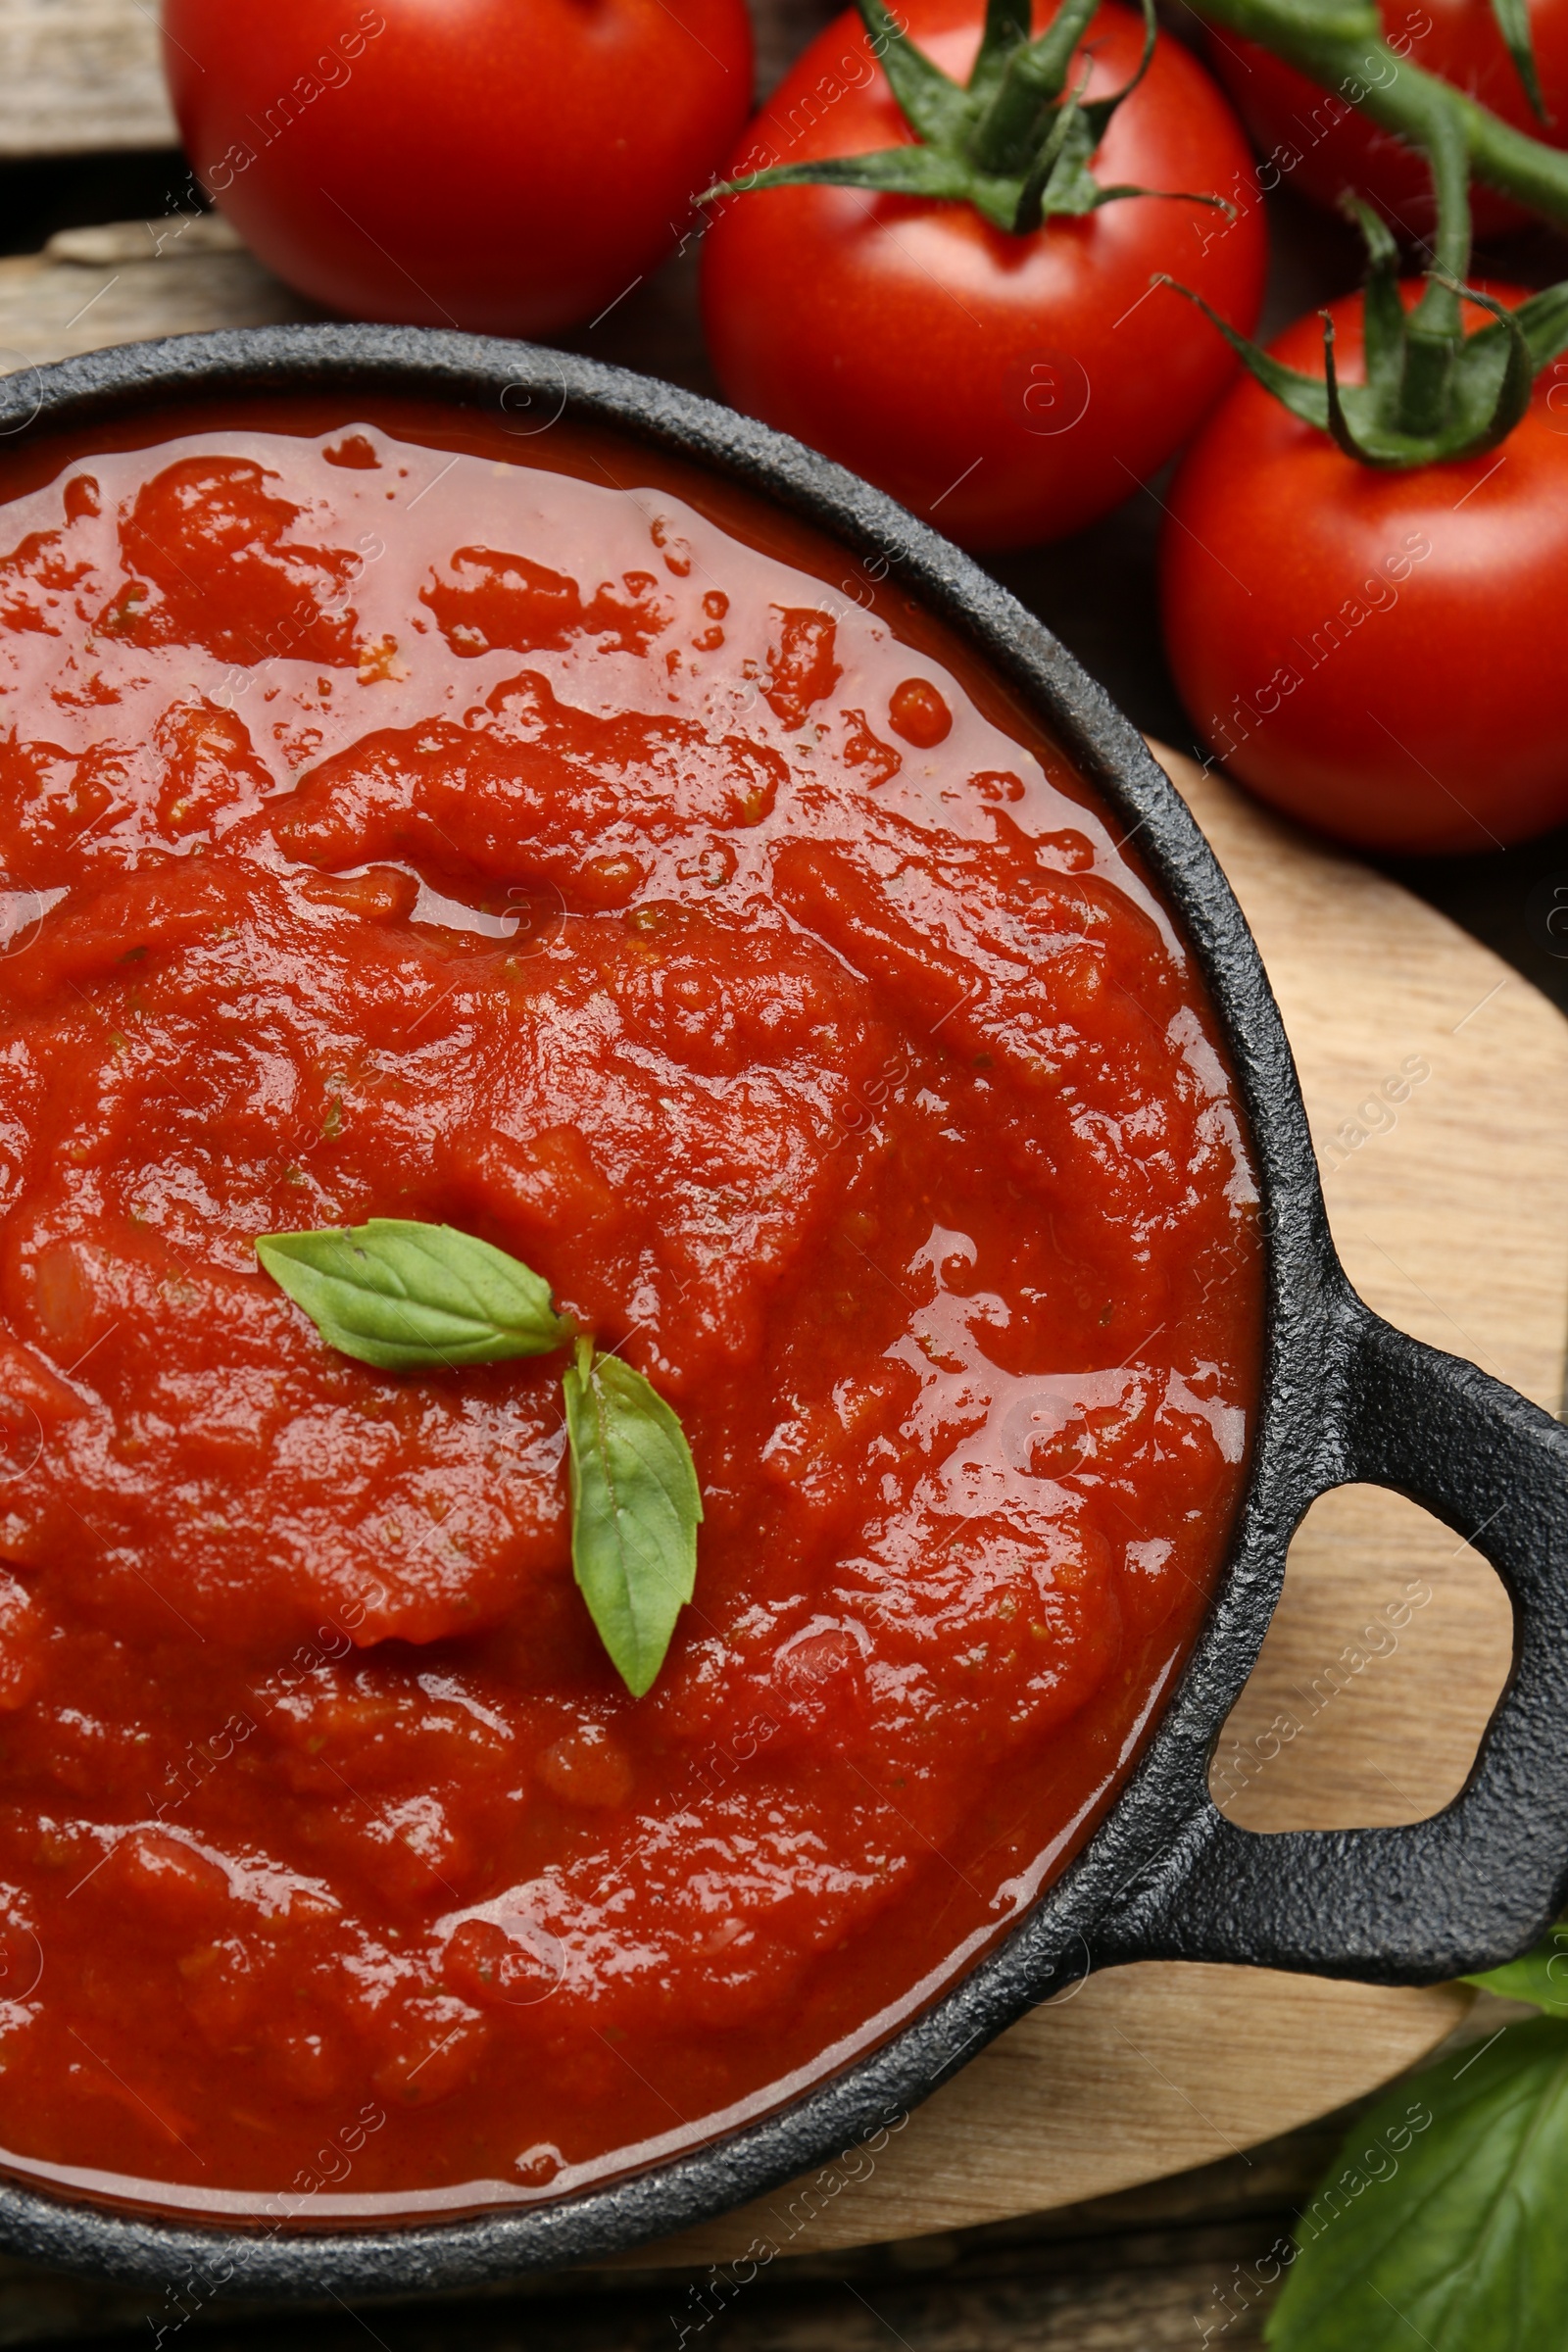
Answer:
[628,744,1568,2268]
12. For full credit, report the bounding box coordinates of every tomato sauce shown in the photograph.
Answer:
[0,400,1261,2221]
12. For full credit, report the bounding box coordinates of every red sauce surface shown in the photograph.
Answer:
[0,403,1261,2221]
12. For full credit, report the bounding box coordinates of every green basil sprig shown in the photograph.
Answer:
[256,1219,700,1695]
[1265,1920,1568,2350]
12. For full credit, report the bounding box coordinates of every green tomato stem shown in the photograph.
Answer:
[1188,0,1568,229]
[1399,92,1469,430]
[967,0,1100,172]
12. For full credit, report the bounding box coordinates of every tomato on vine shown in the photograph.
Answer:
[1161,172,1568,852]
[163,0,755,336]
[699,0,1266,551]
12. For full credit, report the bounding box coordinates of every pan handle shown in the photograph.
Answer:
[1093,1299,1568,1983]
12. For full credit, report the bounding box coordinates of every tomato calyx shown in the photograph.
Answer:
[700,0,1232,235]
[1161,109,1568,466]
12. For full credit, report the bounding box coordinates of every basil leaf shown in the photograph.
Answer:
[1265,2019,1568,2351]
[256,1219,571,1369]
[1464,1919,1568,2013]
[562,1338,701,1697]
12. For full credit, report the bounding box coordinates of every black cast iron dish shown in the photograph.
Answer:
[0,326,1564,2299]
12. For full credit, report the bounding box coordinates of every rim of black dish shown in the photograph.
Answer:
[0,325,1319,2295]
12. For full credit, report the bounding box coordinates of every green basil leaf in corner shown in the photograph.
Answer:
[1463,1918,1568,2014]
[563,1338,702,1698]
[1265,2019,1568,2351]
[256,1219,571,1369]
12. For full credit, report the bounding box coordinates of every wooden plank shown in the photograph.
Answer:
[0,0,175,157]
[0,217,318,373]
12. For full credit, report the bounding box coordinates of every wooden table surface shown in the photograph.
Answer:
[0,5,1566,2345]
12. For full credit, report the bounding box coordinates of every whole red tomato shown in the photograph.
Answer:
[1161,286,1568,854]
[163,0,754,335]
[699,0,1267,551]
[1209,0,1568,238]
